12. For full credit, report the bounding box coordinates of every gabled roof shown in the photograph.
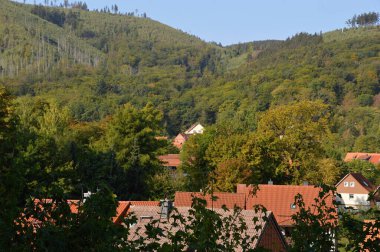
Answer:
[174,192,246,209]
[158,154,181,167]
[112,201,131,223]
[175,133,189,140]
[335,173,376,192]
[237,184,334,227]
[127,205,285,251]
[344,152,380,165]
[184,123,204,135]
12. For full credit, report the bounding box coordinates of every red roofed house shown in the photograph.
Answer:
[173,123,204,149]
[158,154,181,170]
[173,133,188,149]
[174,192,246,209]
[335,173,379,210]
[236,183,336,243]
[344,152,380,166]
[184,123,204,135]
[128,200,287,251]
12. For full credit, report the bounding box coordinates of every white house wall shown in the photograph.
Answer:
[186,124,204,134]
[336,193,370,209]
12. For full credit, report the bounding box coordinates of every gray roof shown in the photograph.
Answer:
[127,205,273,251]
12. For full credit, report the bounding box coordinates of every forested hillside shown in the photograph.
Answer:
[1,2,380,250]
[1,0,380,156]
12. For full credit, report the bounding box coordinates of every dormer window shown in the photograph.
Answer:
[350,182,355,187]
[344,182,349,187]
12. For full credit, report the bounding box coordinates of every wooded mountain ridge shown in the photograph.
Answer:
[1,0,380,156]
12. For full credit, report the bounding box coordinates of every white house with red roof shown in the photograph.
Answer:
[335,173,379,210]
[184,122,204,135]
[172,123,204,150]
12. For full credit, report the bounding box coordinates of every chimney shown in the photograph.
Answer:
[159,199,172,219]
[268,179,273,185]
[303,181,309,186]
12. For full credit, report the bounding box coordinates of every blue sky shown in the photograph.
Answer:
[17,0,380,45]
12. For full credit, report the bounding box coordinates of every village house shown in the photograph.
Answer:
[173,183,335,243]
[344,152,380,166]
[238,183,336,238]
[173,133,188,149]
[173,123,204,149]
[184,123,205,135]
[335,173,379,210]
[158,154,181,170]
[128,199,287,252]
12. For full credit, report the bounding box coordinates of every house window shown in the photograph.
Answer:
[344,182,349,187]
[349,194,354,199]
[350,182,355,187]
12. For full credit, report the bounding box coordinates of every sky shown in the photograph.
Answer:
[16,0,380,45]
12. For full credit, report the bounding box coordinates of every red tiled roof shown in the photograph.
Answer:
[369,155,380,165]
[129,201,160,206]
[237,184,334,227]
[363,220,380,251]
[344,152,380,165]
[68,200,80,214]
[174,192,246,209]
[112,201,130,223]
[158,154,181,167]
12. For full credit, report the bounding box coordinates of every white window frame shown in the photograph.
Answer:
[350,182,355,187]
[344,182,349,187]
[349,194,354,199]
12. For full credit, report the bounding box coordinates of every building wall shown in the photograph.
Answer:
[186,124,204,134]
[258,218,286,252]
[336,193,370,209]
[173,134,186,149]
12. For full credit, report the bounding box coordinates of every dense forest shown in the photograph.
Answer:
[0,0,379,190]
[0,0,380,250]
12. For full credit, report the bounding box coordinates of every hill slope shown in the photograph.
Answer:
[1,1,380,153]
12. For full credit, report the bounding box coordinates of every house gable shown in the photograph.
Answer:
[173,133,188,149]
[336,173,374,195]
[258,214,287,252]
[184,123,204,135]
